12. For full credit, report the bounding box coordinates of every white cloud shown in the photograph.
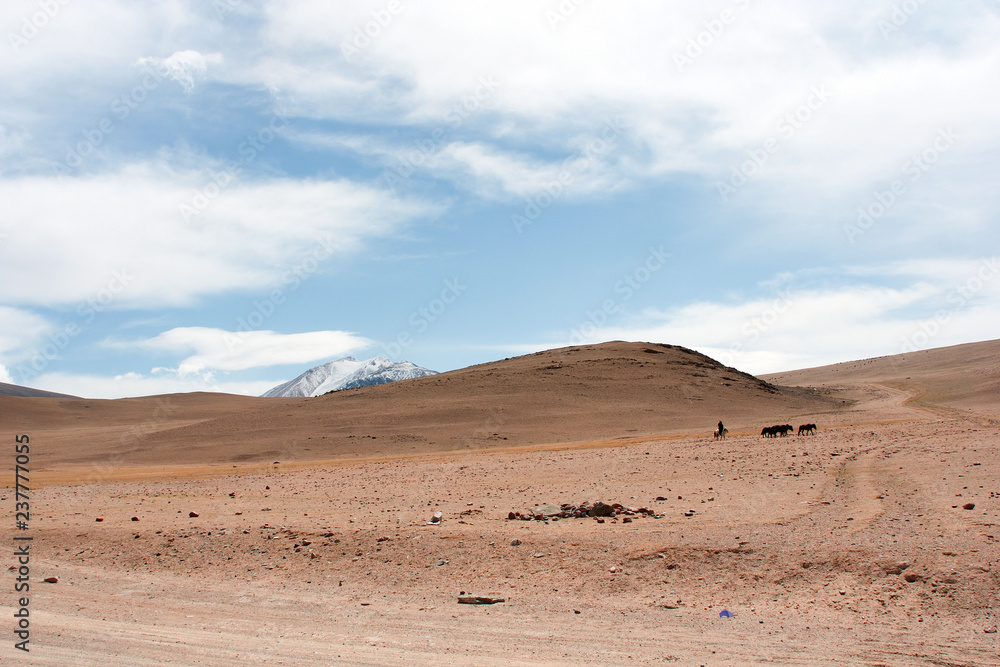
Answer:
[553,259,1000,374]
[232,2,1000,230]
[115,326,373,375]
[0,305,53,361]
[0,164,435,307]
[136,50,223,94]
[27,370,280,400]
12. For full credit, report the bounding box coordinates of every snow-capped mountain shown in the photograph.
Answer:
[261,356,438,398]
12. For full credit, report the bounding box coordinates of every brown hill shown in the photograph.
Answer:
[0,381,77,398]
[760,338,1000,417]
[1,341,837,472]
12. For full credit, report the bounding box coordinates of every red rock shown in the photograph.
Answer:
[131,516,139,521]
[962,503,975,510]
[95,517,103,522]
[189,511,199,518]
[44,577,58,583]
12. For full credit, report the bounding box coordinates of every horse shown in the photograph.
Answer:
[714,428,728,440]
[777,424,794,436]
[761,426,777,438]
[797,423,817,435]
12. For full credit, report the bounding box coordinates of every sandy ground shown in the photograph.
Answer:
[2,341,999,665]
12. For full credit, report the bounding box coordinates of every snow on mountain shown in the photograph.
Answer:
[261,356,437,398]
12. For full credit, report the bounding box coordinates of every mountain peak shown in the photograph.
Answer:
[261,356,437,398]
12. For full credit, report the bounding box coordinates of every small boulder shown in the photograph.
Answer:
[428,511,443,524]
[533,503,562,517]
[44,576,58,583]
[962,503,976,510]
[189,511,199,518]
[589,502,614,517]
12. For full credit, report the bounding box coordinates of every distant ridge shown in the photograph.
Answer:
[0,381,78,398]
[261,356,438,397]
[0,341,840,468]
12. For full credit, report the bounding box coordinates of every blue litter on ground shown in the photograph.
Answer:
[719,610,734,618]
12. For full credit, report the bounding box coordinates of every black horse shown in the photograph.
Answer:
[797,423,817,435]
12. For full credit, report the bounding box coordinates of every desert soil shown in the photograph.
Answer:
[2,341,999,665]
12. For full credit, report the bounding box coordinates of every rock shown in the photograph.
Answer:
[883,562,909,575]
[596,518,605,524]
[189,511,199,518]
[95,518,103,522]
[655,496,667,501]
[507,511,517,520]
[903,572,922,583]
[963,503,976,510]
[44,577,59,583]
[428,511,443,524]
[589,502,614,517]
[985,626,998,633]
[534,503,562,517]
[458,596,505,605]
[622,517,632,523]
[131,517,139,521]
[510,539,521,546]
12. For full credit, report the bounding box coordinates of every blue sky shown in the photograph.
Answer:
[1,0,998,398]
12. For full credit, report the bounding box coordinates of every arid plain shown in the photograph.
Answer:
[2,340,998,665]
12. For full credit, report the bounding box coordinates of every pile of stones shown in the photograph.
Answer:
[507,501,659,522]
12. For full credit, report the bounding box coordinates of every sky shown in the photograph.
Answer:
[1,0,998,399]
